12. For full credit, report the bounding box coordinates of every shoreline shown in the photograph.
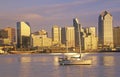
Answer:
[0,50,120,55]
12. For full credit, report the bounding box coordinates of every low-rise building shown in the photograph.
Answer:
[32,30,52,47]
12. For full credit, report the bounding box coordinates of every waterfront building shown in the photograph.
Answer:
[4,27,16,44]
[82,27,98,50]
[73,18,98,51]
[32,30,52,47]
[33,29,48,37]
[16,22,31,48]
[0,29,8,38]
[61,27,75,48]
[2,38,11,45]
[0,38,11,45]
[113,27,120,47]
[73,18,81,47]
[98,11,114,48]
[52,25,61,46]
[0,29,8,45]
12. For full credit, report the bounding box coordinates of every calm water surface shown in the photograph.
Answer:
[0,53,120,77]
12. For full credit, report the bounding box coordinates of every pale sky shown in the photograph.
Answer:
[0,0,120,36]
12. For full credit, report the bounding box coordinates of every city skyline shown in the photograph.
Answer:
[0,15,119,51]
[0,0,120,34]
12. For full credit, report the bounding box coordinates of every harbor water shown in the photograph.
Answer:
[0,52,120,77]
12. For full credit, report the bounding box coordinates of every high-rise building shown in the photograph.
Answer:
[4,27,16,44]
[113,27,120,47]
[31,30,52,47]
[52,25,61,46]
[0,29,8,45]
[73,18,81,47]
[82,27,98,50]
[61,27,75,48]
[98,11,114,48]
[73,18,98,51]
[17,22,31,48]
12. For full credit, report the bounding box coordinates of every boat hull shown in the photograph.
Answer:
[59,58,92,65]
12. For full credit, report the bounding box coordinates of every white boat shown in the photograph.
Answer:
[59,53,92,65]
[58,25,92,65]
[59,57,92,65]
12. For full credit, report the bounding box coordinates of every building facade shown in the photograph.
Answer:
[113,27,120,47]
[61,27,75,48]
[73,18,81,47]
[17,22,31,48]
[52,25,61,46]
[82,27,98,50]
[32,30,52,47]
[98,11,114,48]
[0,29,8,45]
[0,29,8,39]
[4,27,16,44]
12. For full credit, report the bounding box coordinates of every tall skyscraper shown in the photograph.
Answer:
[73,18,81,47]
[61,27,75,48]
[98,11,114,48]
[17,22,31,48]
[52,25,61,45]
[4,27,16,44]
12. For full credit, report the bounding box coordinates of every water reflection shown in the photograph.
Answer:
[32,57,47,62]
[20,56,32,63]
[19,56,31,77]
[92,54,115,66]
[90,54,116,77]
[103,67,115,77]
[103,56,115,66]
[3,58,14,64]
[91,56,98,66]
[53,56,59,65]
[0,53,120,77]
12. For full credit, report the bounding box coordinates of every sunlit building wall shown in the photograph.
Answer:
[32,30,52,47]
[98,11,114,48]
[83,35,98,50]
[0,38,11,45]
[4,27,16,44]
[32,35,52,47]
[83,36,92,50]
[32,35,42,47]
[113,27,120,47]
[82,27,98,50]
[3,38,11,45]
[52,25,61,46]
[17,22,31,48]
[42,37,52,47]
[61,27,75,48]
[87,27,96,36]
[0,29,8,38]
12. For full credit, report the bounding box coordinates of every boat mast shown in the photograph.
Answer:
[78,24,81,58]
[66,40,68,53]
